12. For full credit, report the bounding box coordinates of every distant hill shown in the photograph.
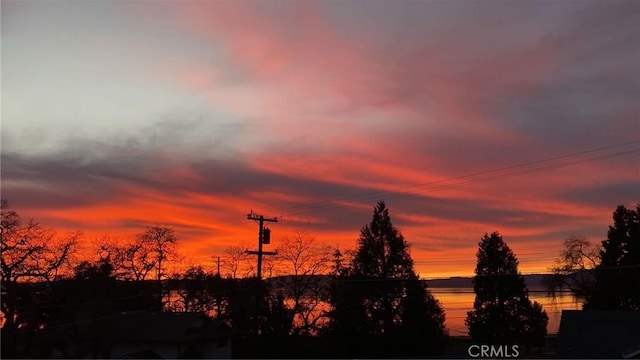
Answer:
[267,274,550,290]
[425,274,548,289]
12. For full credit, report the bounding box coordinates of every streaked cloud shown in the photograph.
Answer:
[2,0,638,277]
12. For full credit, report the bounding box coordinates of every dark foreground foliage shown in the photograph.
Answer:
[232,333,447,358]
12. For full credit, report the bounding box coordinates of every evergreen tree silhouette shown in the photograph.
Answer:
[585,204,640,311]
[465,232,548,351]
[328,201,447,357]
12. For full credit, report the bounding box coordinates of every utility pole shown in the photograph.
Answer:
[215,256,222,319]
[245,210,278,334]
[245,210,278,280]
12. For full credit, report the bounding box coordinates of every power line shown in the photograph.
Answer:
[279,147,640,217]
[209,139,640,226]
[267,139,640,215]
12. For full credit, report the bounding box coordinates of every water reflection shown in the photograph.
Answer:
[431,287,582,335]
[165,286,581,336]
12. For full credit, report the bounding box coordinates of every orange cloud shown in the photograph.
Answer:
[4,1,637,280]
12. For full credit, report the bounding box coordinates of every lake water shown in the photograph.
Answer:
[431,287,582,336]
[165,286,581,335]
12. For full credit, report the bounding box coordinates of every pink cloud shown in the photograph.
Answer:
[5,1,637,278]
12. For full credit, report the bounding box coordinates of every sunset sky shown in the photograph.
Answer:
[2,0,639,278]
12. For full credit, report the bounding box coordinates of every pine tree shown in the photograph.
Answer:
[327,201,447,356]
[585,204,640,311]
[465,232,548,351]
[324,247,366,356]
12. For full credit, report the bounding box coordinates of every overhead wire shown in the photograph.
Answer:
[272,140,640,213]
[201,142,640,281]
[208,139,640,226]
[273,146,640,219]
[8,143,636,335]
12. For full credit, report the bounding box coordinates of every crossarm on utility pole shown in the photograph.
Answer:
[246,211,278,280]
[245,251,278,256]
